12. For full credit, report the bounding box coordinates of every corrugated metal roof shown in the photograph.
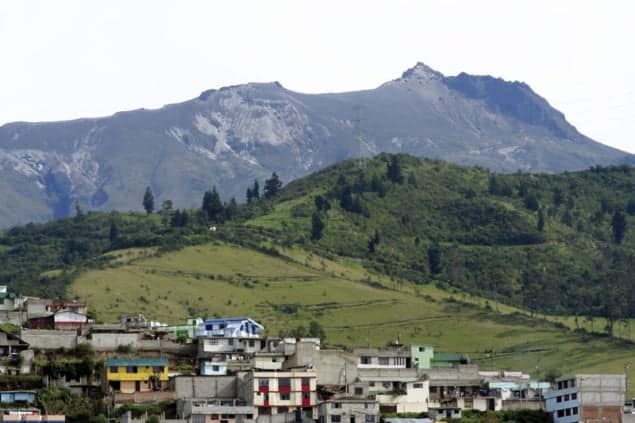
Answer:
[106,358,167,366]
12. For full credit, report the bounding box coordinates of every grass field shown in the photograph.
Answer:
[68,241,635,394]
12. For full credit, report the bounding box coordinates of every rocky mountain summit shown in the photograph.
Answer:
[0,63,631,227]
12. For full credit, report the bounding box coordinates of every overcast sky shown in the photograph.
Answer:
[1,1,634,152]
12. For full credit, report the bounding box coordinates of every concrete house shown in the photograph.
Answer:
[354,347,410,369]
[0,329,28,357]
[318,398,379,423]
[545,374,625,423]
[356,369,429,413]
[196,318,263,338]
[104,358,169,394]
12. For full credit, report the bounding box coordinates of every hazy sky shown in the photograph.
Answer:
[1,1,634,152]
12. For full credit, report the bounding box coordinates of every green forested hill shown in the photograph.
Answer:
[247,154,635,326]
[2,154,635,328]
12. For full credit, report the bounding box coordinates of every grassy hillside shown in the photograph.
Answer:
[68,241,635,394]
[245,154,635,326]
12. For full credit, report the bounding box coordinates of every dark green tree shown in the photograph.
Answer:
[161,200,173,212]
[311,212,325,241]
[308,320,326,342]
[524,193,539,211]
[537,208,545,232]
[246,187,253,204]
[627,198,635,215]
[264,172,282,199]
[252,180,260,199]
[314,195,331,212]
[611,210,627,244]
[202,188,224,223]
[386,155,404,184]
[224,197,238,221]
[367,229,380,253]
[428,243,442,275]
[109,221,119,244]
[142,186,155,214]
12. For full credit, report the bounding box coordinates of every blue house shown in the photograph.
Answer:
[196,317,263,338]
[0,390,36,404]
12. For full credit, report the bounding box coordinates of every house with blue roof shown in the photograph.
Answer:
[196,317,263,338]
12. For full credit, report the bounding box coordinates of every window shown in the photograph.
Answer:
[572,407,578,415]
[211,414,219,419]
[109,367,118,373]
[413,383,423,389]
[365,416,375,423]
[153,366,164,373]
[279,378,291,387]
[557,410,564,418]
[249,340,255,347]
[570,379,575,388]
[228,339,234,346]
[382,382,391,389]
[126,366,138,373]
[208,339,218,345]
[364,403,372,409]
[331,416,341,423]
[212,365,220,372]
[302,392,310,400]
[571,393,577,400]
[302,377,310,386]
[258,408,271,416]
[369,382,375,387]
[280,393,290,401]
[361,356,371,364]
[419,347,425,352]
[565,408,571,416]
[556,396,562,403]
[564,394,569,401]
[354,387,363,396]
[332,403,342,409]
[278,407,289,414]
[378,357,389,365]
[259,379,270,387]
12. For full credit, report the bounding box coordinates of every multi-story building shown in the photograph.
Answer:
[318,398,379,423]
[104,358,169,394]
[545,374,625,423]
[239,371,317,419]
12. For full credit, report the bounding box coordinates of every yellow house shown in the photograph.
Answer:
[105,358,169,394]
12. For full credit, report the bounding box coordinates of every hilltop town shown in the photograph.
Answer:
[0,286,626,422]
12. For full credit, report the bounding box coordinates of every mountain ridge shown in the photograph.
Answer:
[0,63,632,227]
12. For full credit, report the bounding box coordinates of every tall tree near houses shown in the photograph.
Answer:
[142,186,155,214]
[264,172,282,199]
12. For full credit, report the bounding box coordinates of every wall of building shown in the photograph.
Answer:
[318,401,379,423]
[91,333,139,349]
[375,381,429,413]
[410,345,433,369]
[174,376,239,400]
[20,329,79,349]
[312,350,358,386]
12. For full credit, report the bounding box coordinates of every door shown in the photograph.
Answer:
[350,417,356,423]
